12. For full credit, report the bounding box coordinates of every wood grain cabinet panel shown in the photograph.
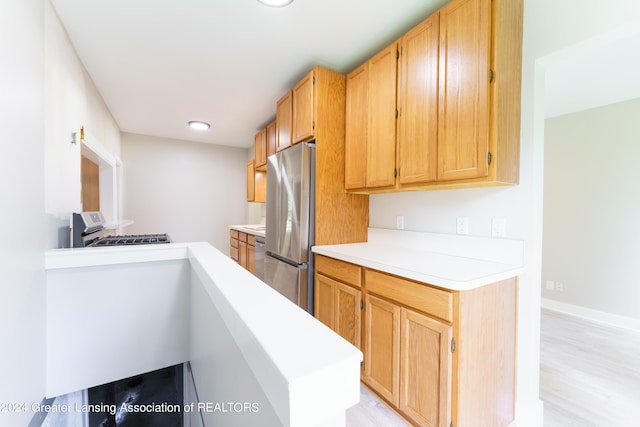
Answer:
[266,120,277,157]
[400,308,451,427]
[397,13,440,186]
[292,70,315,144]
[345,63,369,190]
[364,293,400,406]
[366,42,398,189]
[276,91,292,152]
[314,255,363,350]
[345,0,522,193]
[438,0,491,182]
[254,128,267,171]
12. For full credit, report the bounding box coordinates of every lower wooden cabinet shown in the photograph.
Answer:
[314,255,362,350]
[399,307,451,427]
[363,294,400,405]
[230,230,256,275]
[314,254,517,427]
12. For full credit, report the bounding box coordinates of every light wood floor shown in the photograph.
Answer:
[346,309,640,427]
[540,308,640,426]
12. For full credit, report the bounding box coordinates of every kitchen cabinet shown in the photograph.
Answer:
[229,230,256,274]
[254,128,267,171]
[314,255,362,349]
[266,120,277,157]
[397,13,440,187]
[345,42,398,190]
[254,120,276,172]
[292,70,315,144]
[364,270,452,426]
[314,253,517,427]
[276,91,292,152]
[345,0,523,193]
[229,229,239,262]
[246,160,266,203]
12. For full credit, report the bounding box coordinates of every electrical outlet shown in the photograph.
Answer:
[396,215,404,230]
[545,280,554,291]
[555,282,564,292]
[456,217,469,235]
[492,218,507,237]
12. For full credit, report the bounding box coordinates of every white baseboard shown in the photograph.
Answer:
[541,298,640,332]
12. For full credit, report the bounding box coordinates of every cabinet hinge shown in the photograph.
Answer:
[396,49,400,60]
[360,299,364,310]
[312,121,315,130]
[395,108,398,119]
[451,337,456,353]
[489,68,495,83]
[394,168,398,178]
[312,76,316,84]
[488,151,493,165]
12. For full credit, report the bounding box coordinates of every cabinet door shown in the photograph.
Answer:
[314,273,335,330]
[276,91,292,152]
[254,128,267,171]
[364,294,400,406]
[397,14,439,186]
[247,243,255,274]
[266,120,277,157]
[438,0,491,181]
[246,161,255,202]
[367,42,398,189]
[292,70,315,144]
[238,240,247,269]
[345,63,368,190]
[335,282,362,350]
[400,308,452,427]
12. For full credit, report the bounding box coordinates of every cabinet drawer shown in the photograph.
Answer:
[247,234,255,246]
[230,229,239,240]
[230,238,239,249]
[238,232,248,243]
[315,255,362,288]
[365,270,452,322]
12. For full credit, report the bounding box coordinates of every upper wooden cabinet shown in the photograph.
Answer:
[254,128,267,171]
[276,91,292,152]
[254,120,276,172]
[437,0,491,182]
[345,42,398,191]
[266,120,277,158]
[397,13,440,187]
[345,0,523,193]
[246,160,266,203]
[292,70,315,144]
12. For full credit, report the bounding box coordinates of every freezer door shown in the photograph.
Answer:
[266,143,311,264]
[264,254,310,312]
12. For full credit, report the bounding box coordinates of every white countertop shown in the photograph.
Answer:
[230,224,266,238]
[312,228,524,291]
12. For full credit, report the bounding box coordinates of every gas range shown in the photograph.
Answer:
[71,212,171,248]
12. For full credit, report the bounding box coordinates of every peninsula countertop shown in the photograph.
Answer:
[312,228,524,291]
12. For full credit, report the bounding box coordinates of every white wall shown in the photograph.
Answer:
[45,0,121,248]
[121,133,247,253]
[370,0,640,424]
[0,0,46,425]
[543,98,640,320]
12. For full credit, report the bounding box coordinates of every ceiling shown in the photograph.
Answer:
[50,0,446,149]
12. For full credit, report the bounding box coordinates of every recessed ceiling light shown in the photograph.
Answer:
[257,0,294,7]
[188,121,210,131]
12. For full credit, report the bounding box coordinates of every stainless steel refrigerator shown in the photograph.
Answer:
[265,142,315,314]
